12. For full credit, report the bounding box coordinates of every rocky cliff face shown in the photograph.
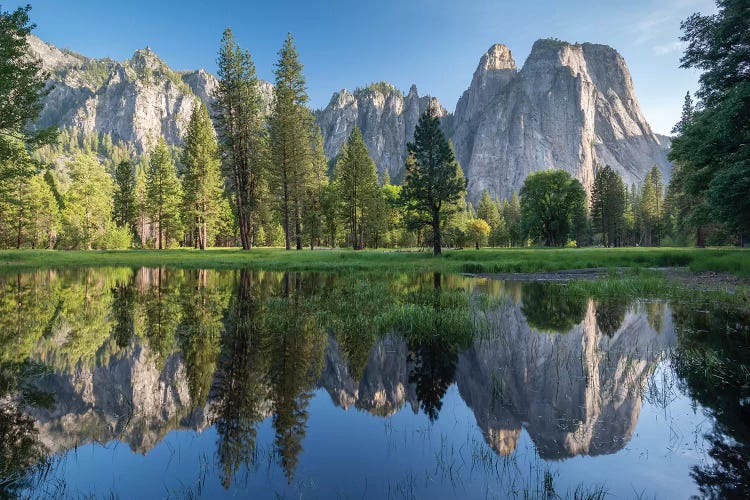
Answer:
[315,83,447,180]
[28,35,273,154]
[452,40,671,200]
[29,344,209,454]
[457,300,673,458]
[30,35,670,201]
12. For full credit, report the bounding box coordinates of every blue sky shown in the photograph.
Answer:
[12,0,716,134]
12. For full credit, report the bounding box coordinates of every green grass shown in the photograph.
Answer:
[0,247,748,275]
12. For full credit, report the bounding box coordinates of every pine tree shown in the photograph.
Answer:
[671,91,694,135]
[302,126,328,250]
[146,138,183,249]
[113,161,137,243]
[476,190,501,245]
[182,103,223,250]
[269,33,312,250]
[214,28,267,250]
[640,166,664,246]
[134,163,148,247]
[334,128,380,249]
[591,165,626,247]
[400,107,466,255]
[503,193,522,247]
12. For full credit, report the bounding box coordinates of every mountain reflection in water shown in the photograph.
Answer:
[0,268,747,498]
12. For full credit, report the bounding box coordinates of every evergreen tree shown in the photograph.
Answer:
[591,165,626,247]
[214,28,267,250]
[146,138,183,249]
[302,126,328,249]
[670,0,750,242]
[503,193,523,246]
[269,33,312,250]
[476,190,501,245]
[134,162,148,247]
[113,161,137,243]
[182,103,223,250]
[400,107,466,255]
[333,128,380,249]
[640,166,664,246]
[672,91,694,135]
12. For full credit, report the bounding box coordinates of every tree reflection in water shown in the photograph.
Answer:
[0,268,746,497]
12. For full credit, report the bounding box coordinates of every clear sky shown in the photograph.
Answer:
[11,0,716,134]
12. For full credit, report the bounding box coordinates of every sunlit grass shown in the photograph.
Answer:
[0,247,748,276]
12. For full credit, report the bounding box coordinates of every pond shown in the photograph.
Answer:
[0,268,748,498]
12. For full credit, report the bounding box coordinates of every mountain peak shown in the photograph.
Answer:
[130,46,166,72]
[479,44,516,72]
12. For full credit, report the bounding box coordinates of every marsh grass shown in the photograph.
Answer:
[0,247,748,276]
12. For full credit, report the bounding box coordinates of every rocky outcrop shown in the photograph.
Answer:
[319,333,418,416]
[457,299,674,458]
[315,83,447,180]
[28,36,272,153]
[29,343,209,454]
[452,40,671,200]
[31,35,669,197]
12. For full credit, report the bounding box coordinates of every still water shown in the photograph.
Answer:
[0,268,747,498]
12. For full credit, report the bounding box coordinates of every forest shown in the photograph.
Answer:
[0,1,747,255]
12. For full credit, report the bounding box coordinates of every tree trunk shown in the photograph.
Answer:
[283,184,291,250]
[432,209,441,255]
[295,207,302,250]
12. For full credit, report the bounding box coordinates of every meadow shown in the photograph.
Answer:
[0,246,748,276]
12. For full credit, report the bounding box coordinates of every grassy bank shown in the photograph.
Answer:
[0,247,748,275]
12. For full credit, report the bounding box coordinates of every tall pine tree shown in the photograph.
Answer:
[400,107,466,255]
[269,33,312,250]
[113,160,137,244]
[146,138,183,249]
[333,127,380,250]
[591,165,626,247]
[182,103,223,250]
[214,28,267,250]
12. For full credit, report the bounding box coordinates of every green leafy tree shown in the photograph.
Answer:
[269,33,312,250]
[520,170,586,247]
[146,138,183,249]
[333,128,380,249]
[214,28,267,250]
[23,174,59,249]
[182,103,223,250]
[0,5,56,162]
[60,154,117,249]
[400,108,466,255]
[465,218,490,249]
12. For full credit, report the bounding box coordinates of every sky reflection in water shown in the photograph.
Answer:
[0,268,747,498]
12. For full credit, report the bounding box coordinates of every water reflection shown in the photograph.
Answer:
[0,268,747,497]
